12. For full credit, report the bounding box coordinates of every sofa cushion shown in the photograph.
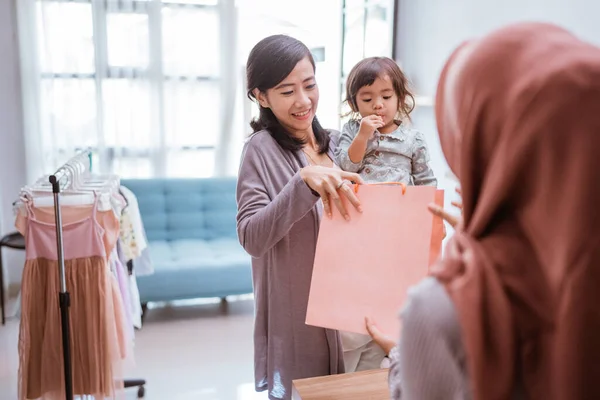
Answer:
[121,178,238,242]
[136,238,253,302]
[149,238,249,270]
[120,178,254,303]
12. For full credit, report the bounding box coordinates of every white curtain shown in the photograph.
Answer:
[16,0,240,180]
[15,0,396,181]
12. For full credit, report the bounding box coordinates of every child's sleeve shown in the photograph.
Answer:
[411,131,438,186]
[335,122,364,173]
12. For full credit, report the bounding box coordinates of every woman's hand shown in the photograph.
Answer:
[428,187,463,229]
[365,317,396,355]
[300,166,364,220]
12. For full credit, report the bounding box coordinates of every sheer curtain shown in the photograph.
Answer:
[236,0,397,134]
[235,0,344,136]
[16,0,396,181]
[16,0,237,180]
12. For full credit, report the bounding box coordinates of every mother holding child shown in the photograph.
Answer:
[237,21,600,400]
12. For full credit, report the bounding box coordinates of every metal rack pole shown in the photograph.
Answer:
[49,173,73,400]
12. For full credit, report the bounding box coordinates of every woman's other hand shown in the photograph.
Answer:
[300,166,364,220]
[365,317,396,355]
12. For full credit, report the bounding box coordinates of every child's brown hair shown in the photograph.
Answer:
[344,57,415,121]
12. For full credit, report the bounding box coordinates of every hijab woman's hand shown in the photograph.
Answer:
[365,317,397,356]
[428,187,463,229]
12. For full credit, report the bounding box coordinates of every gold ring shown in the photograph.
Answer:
[336,181,345,190]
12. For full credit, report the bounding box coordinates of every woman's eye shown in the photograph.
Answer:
[361,99,372,103]
[281,91,293,96]
[306,84,316,90]
[383,96,392,100]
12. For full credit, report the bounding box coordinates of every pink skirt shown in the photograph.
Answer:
[18,256,127,399]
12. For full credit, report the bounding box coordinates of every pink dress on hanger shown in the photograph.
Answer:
[15,202,121,260]
[18,196,127,400]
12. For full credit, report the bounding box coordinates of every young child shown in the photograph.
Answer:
[335,56,438,372]
[336,57,437,186]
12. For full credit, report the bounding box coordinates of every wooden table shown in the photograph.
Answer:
[292,368,389,399]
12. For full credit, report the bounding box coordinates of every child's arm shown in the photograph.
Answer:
[336,122,364,172]
[336,117,383,171]
[411,131,438,186]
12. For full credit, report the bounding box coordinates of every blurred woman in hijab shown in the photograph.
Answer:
[367,22,600,399]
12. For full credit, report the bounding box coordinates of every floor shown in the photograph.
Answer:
[0,296,269,400]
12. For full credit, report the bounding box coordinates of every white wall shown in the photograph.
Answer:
[395,0,600,233]
[0,0,27,292]
[396,0,600,98]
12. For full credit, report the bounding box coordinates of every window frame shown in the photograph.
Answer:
[39,0,226,177]
[339,0,398,123]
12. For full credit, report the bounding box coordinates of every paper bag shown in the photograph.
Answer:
[429,190,445,267]
[306,184,439,339]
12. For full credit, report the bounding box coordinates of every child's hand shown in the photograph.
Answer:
[358,115,385,138]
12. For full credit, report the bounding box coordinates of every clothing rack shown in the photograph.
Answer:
[49,149,146,399]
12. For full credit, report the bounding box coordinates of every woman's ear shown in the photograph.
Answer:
[253,88,270,109]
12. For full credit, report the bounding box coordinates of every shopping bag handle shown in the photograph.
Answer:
[353,181,407,195]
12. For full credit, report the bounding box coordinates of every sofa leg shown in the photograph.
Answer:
[141,303,148,321]
[219,297,229,312]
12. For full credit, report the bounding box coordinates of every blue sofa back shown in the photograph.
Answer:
[120,178,238,242]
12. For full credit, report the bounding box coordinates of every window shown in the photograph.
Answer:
[27,0,398,178]
[35,0,225,178]
[236,0,344,132]
[340,0,397,118]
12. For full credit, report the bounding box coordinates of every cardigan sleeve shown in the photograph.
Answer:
[236,137,320,258]
[387,277,471,399]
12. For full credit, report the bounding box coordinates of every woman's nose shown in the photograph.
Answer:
[295,91,311,107]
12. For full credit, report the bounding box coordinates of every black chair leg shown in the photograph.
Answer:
[124,379,146,398]
[0,248,5,326]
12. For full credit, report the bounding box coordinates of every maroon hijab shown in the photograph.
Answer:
[433,22,600,399]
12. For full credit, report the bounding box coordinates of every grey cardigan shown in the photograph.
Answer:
[388,277,471,400]
[236,130,345,400]
[387,277,525,399]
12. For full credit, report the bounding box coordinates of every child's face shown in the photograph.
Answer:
[355,75,399,132]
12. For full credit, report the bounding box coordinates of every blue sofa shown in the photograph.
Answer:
[120,178,253,306]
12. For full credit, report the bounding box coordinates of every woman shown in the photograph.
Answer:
[367,22,600,399]
[236,35,363,400]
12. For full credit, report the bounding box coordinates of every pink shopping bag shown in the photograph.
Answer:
[306,183,440,338]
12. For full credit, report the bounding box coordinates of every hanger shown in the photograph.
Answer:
[17,149,120,211]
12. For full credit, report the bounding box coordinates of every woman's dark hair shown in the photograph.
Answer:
[246,35,330,154]
[344,57,415,122]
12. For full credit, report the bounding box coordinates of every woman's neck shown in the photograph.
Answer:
[295,129,317,150]
[304,135,318,151]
